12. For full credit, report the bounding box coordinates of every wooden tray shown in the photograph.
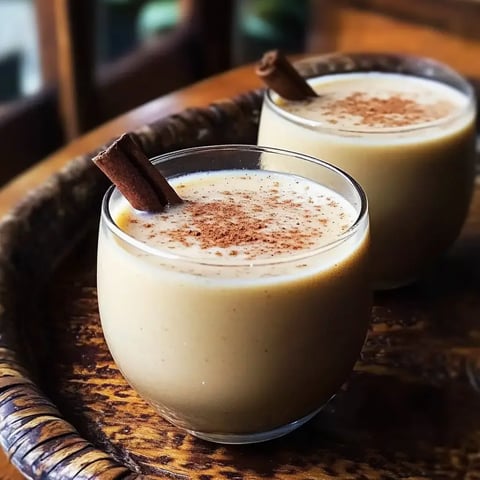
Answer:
[0,89,479,479]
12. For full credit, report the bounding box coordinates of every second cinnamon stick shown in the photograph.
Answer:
[256,50,317,101]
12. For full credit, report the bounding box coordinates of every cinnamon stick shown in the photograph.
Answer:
[255,50,317,101]
[93,133,183,212]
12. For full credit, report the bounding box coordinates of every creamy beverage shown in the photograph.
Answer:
[97,145,371,444]
[258,58,477,288]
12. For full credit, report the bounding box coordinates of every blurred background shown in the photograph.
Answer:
[5,0,311,104]
[0,0,479,183]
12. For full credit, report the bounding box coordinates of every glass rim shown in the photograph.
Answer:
[101,144,369,267]
[265,51,476,135]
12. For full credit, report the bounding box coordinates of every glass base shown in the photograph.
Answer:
[185,407,323,445]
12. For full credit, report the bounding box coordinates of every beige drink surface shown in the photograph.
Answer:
[279,72,467,131]
[116,170,357,263]
[97,169,371,434]
[258,72,476,287]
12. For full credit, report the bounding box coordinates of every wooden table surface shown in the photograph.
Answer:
[0,61,262,480]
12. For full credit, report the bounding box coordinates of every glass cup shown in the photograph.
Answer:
[257,52,477,289]
[97,144,371,444]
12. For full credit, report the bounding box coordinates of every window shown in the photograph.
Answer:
[0,0,41,101]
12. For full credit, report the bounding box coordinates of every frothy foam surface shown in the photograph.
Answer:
[276,72,469,131]
[115,170,357,262]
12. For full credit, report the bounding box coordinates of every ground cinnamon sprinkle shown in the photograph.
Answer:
[321,92,453,128]
[122,172,355,260]
[166,196,318,257]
